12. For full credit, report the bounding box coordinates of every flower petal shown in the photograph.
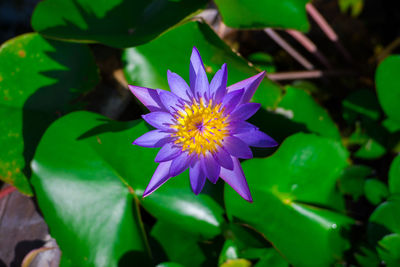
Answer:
[229,121,258,134]
[220,157,252,202]
[204,153,221,184]
[143,161,172,197]
[167,70,192,102]
[226,71,265,104]
[230,103,261,121]
[128,85,164,112]
[235,130,278,148]
[194,61,209,100]
[210,63,227,102]
[155,142,182,162]
[221,89,244,114]
[159,90,183,114]
[189,46,206,90]
[142,112,175,131]
[222,136,253,159]
[133,130,171,148]
[213,147,234,170]
[190,160,207,195]
[169,152,192,177]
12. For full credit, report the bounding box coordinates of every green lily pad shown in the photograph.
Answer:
[219,240,239,265]
[347,122,387,160]
[0,33,99,195]
[342,89,381,123]
[225,133,352,267]
[31,0,207,48]
[277,86,341,140]
[364,179,389,205]
[214,0,310,31]
[123,21,282,109]
[254,249,289,267]
[354,246,380,267]
[375,55,400,124]
[338,165,373,201]
[377,233,400,267]
[247,52,276,73]
[368,195,400,244]
[389,154,400,194]
[151,222,207,267]
[31,112,151,266]
[31,111,224,250]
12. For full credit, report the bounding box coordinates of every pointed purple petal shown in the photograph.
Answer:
[226,71,265,104]
[142,112,175,131]
[221,89,244,114]
[230,103,261,121]
[169,152,192,177]
[128,85,165,112]
[229,121,258,134]
[210,63,227,102]
[167,70,192,102]
[222,136,253,159]
[143,161,172,197]
[190,160,206,195]
[189,47,206,91]
[235,130,278,148]
[204,153,221,184]
[133,130,171,148]
[159,90,182,114]
[213,147,234,170]
[155,142,182,162]
[194,61,209,100]
[220,157,252,202]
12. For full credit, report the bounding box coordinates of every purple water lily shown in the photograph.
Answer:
[129,47,277,202]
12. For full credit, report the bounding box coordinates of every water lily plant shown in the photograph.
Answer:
[129,47,277,202]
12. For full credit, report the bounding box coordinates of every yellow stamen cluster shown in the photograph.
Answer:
[171,98,229,155]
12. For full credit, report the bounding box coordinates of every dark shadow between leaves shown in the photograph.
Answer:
[248,108,310,158]
[10,239,45,267]
[118,250,153,267]
[76,119,140,141]
[22,39,95,180]
[36,0,207,48]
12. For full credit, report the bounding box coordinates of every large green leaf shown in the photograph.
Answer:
[377,233,400,267]
[368,196,400,266]
[31,0,207,48]
[31,112,150,266]
[31,111,224,262]
[375,55,400,125]
[368,195,400,244]
[0,33,99,195]
[151,222,210,267]
[123,21,282,109]
[277,86,341,140]
[225,133,353,267]
[342,89,381,123]
[214,0,310,31]
[389,154,400,194]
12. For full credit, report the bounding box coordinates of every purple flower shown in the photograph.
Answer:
[129,47,278,202]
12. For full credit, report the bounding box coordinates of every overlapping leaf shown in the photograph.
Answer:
[123,21,282,109]
[214,0,310,31]
[376,55,400,126]
[225,133,353,267]
[31,0,208,48]
[31,111,225,266]
[0,33,99,195]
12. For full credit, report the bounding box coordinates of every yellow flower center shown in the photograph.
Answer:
[171,98,229,155]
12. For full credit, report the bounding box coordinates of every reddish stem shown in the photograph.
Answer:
[264,28,314,70]
[306,3,353,64]
[286,30,332,69]
[0,185,17,200]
